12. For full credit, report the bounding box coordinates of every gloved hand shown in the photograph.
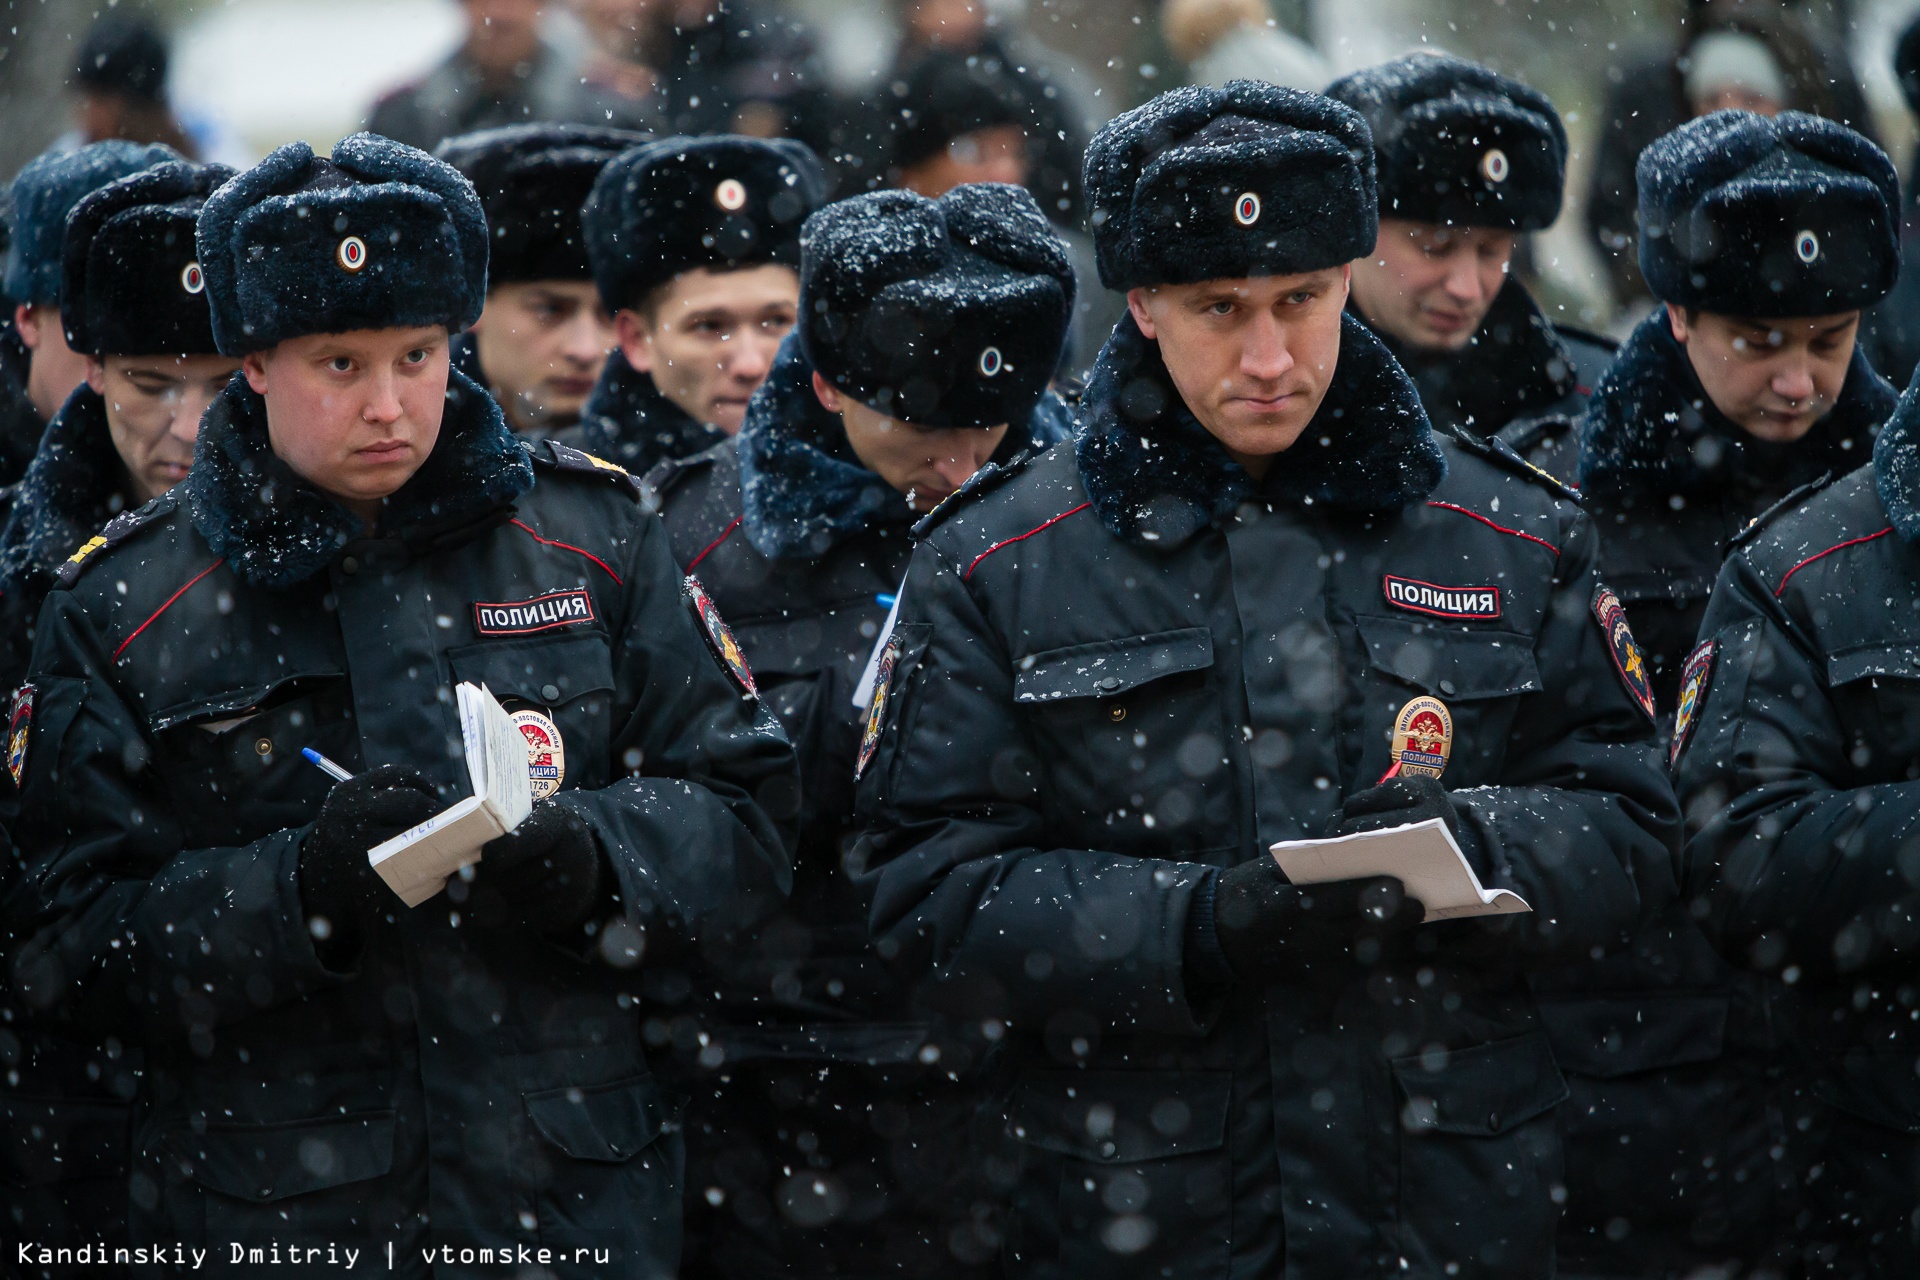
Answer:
[1210,856,1424,984]
[470,803,607,935]
[298,765,440,957]
[1336,774,1463,842]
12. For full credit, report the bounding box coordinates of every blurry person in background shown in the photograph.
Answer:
[1860,10,1920,390]
[436,124,645,434]
[68,14,196,158]
[367,0,651,153]
[1161,0,1329,92]
[1586,0,1877,314]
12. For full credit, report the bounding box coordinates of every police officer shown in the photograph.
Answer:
[434,124,644,435]
[1,141,182,485]
[649,182,1075,1278]
[853,81,1679,1278]
[4,134,796,1273]
[1327,55,1615,441]
[565,135,826,474]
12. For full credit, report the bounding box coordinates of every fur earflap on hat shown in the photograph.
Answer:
[1325,53,1566,232]
[195,133,489,355]
[583,134,826,312]
[62,160,234,356]
[435,124,647,285]
[1637,110,1898,316]
[5,140,183,304]
[798,183,1074,429]
[1085,80,1377,291]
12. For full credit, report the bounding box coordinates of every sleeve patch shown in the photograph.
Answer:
[1670,639,1717,768]
[684,574,757,699]
[7,684,32,787]
[1592,584,1656,722]
[855,634,903,781]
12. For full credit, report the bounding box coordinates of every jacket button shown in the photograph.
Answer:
[1439,679,1456,697]
[1098,676,1123,691]
[541,684,561,703]
[341,557,358,575]
[1108,706,1127,722]
[254,738,273,757]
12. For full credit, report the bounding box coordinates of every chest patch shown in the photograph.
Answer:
[474,590,595,637]
[1383,575,1502,620]
[1592,585,1656,722]
[1670,639,1717,768]
[511,707,566,801]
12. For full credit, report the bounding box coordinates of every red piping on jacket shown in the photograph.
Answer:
[1774,526,1894,597]
[510,518,623,586]
[1425,501,1561,557]
[113,559,225,662]
[686,516,743,573]
[963,502,1092,580]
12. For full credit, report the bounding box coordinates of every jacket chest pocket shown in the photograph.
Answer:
[148,672,352,844]
[1826,644,1920,776]
[1356,615,1541,784]
[1014,628,1225,851]
[447,633,616,794]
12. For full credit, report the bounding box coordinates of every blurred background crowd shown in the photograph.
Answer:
[2,0,1918,340]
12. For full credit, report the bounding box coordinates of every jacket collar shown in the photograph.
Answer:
[575,348,727,475]
[738,335,1073,561]
[1580,308,1894,501]
[0,386,129,592]
[1356,279,1575,437]
[182,366,534,589]
[0,323,44,486]
[1075,310,1444,548]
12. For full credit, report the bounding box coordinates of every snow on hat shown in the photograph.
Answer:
[1637,110,1898,315]
[1084,80,1376,291]
[61,160,233,356]
[5,140,183,304]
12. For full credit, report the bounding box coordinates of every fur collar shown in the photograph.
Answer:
[0,323,44,487]
[1874,376,1920,542]
[0,386,129,593]
[182,367,533,589]
[1075,310,1444,548]
[737,336,1072,561]
[573,349,727,474]
[1580,309,1894,501]
[1359,279,1575,436]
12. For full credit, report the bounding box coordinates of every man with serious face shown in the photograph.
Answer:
[563,134,826,474]
[3,133,796,1269]
[1328,55,1616,443]
[850,81,1677,1278]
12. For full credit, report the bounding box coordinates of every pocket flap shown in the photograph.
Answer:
[1827,643,1920,687]
[0,1097,129,1186]
[1013,629,1214,703]
[1537,994,1728,1079]
[1006,1070,1230,1163]
[447,633,615,705]
[1357,615,1541,701]
[524,1074,666,1163]
[1390,1031,1568,1136]
[147,671,343,734]
[166,1110,395,1202]
[1811,1049,1920,1134]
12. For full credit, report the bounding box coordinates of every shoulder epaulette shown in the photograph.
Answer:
[638,444,724,512]
[57,492,176,588]
[538,440,641,499]
[1496,411,1577,461]
[1728,471,1838,550]
[1550,321,1619,354]
[911,450,1039,539]
[1449,429,1583,503]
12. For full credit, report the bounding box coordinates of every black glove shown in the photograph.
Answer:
[298,765,441,958]
[469,803,607,935]
[1337,774,1463,841]
[1209,856,1424,985]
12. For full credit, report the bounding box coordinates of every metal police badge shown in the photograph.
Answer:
[856,634,904,781]
[512,708,566,801]
[1670,639,1717,767]
[1390,695,1453,780]
[7,684,31,787]
[684,574,757,699]
[1592,584,1656,722]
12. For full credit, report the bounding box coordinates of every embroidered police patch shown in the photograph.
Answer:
[1384,576,1502,621]
[1592,585,1656,721]
[8,684,32,788]
[474,590,595,636]
[856,634,903,780]
[685,575,757,698]
[1670,639,1717,767]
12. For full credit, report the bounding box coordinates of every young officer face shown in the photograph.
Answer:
[615,264,799,435]
[811,371,1008,511]
[241,326,449,523]
[14,302,92,422]
[1667,304,1859,443]
[1348,219,1516,353]
[471,281,615,432]
[87,354,241,504]
[1128,266,1350,477]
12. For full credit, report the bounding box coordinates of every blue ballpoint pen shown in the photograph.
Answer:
[301,748,354,783]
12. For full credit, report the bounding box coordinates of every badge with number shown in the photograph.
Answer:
[1592,585,1656,722]
[511,708,566,801]
[1391,695,1453,779]
[7,685,31,788]
[685,575,757,699]
[856,635,903,781]
[1670,640,1717,768]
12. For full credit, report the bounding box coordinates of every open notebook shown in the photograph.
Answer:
[1270,818,1531,922]
[367,682,533,907]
